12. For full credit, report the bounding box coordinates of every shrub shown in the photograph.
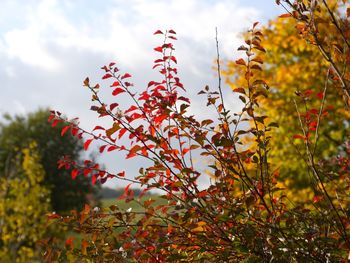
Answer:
[43,1,350,261]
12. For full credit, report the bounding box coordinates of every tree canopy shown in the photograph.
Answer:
[0,109,98,213]
[0,143,50,262]
[224,3,350,198]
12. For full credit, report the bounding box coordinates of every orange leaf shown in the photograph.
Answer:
[279,13,292,18]
[235,58,246,66]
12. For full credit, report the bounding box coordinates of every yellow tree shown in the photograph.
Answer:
[0,143,51,262]
[224,4,350,198]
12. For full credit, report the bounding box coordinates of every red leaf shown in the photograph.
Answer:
[125,183,132,193]
[83,168,91,176]
[109,62,116,67]
[153,63,162,69]
[148,81,156,88]
[93,125,105,131]
[304,89,313,97]
[129,113,143,122]
[91,175,97,185]
[125,105,138,114]
[154,30,163,35]
[47,213,61,220]
[168,29,176,34]
[118,128,127,139]
[71,169,79,179]
[99,145,107,153]
[126,152,137,159]
[197,190,208,198]
[154,46,163,52]
[102,73,112,79]
[61,126,70,136]
[107,145,118,152]
[71,127,79,136]
[170,56,177,64]
[313,195,323,203]
[154,114,167,124]
[84,139,93,151]
[65,237,74,248]
[292,134,304,139]
[117,171,125,177]
[48,114,55,122]
[121,73,132,80]
[316,92,324,99]
[182,148,190,156]
[51,119,61,127]
[110,103,119,111]
[111,81,120,87]
[112,88,125,96]
[309,109,319,115]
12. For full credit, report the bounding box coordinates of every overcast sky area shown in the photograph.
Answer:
[0,0,283,189]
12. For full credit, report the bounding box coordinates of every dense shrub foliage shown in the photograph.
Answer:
[43,1,350,262]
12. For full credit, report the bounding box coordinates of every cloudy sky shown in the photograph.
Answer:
[0,0,282,188]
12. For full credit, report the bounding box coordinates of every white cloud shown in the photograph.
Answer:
[4,28,60,71]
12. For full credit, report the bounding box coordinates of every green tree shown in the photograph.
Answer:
[0,143,50,262]
[0,109,98,213]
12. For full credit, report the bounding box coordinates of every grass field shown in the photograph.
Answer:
[101,194,167,212]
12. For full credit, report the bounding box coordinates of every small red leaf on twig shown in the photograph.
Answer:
[121,73,132,80]
[109,103,119,111]
[102,73,112,79]
[107,145,117,152]
[117,171,125,177]
[93,126,105,131]
[111,81,120,87]
[71,169,79,179]
[84,139,93,151]
[118,128,127,139]
[112,88,125,96]
[292,134,304,140]
[99,145,107,153]
[91,175,97,185]
[61,126,70,136]
[154,46,163,52]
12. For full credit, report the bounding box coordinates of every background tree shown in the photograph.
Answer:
[224,3,350,198]
[0,143,50,262]
[0,109,98,212]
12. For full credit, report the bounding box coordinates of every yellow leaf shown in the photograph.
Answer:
[192,226,205,232]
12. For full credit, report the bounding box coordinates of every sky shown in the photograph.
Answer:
[0,0,282,188]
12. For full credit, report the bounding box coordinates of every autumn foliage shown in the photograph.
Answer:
[43,1,350,262]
